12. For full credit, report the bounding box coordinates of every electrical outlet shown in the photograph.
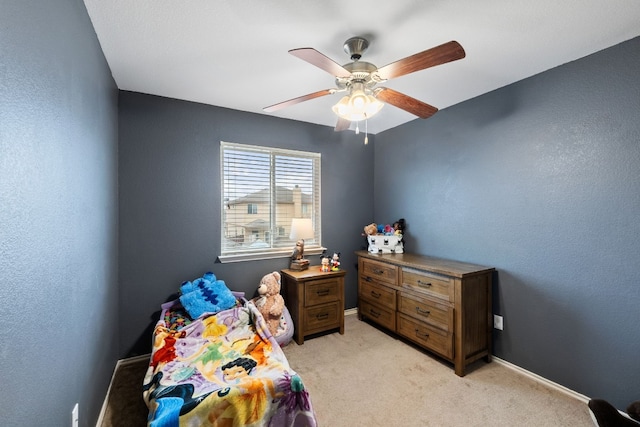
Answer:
[493,314,504,330]
[72,403,79,427]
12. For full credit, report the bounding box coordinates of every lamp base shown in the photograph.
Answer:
[290,259,310,271]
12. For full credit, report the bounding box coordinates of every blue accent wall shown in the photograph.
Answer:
[0,1,119,426]
[117,92,374,357]
[2,0,638,421]
[374,37,640,409]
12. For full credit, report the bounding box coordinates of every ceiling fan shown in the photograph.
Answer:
[263,36,466,131]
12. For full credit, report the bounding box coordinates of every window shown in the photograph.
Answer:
[220,142,321,262]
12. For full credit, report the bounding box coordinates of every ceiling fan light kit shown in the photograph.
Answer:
[264,36,466,132]
[331,82,384,122]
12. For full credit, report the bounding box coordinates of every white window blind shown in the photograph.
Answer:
[220,141,321,262]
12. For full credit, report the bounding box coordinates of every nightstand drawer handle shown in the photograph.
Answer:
[415,307,430,316]
[415,329,430,339]
[316,289,330,296]
[370,291,381,299]
[369,309,381,318]
[417,280,432,287]
[316,313,329,320]
[372,269,385,275]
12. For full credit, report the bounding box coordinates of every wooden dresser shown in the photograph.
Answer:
[357,251,494,376]
[281,267,346,345]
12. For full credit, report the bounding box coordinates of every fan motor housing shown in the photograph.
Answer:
[335,61,378,90]
[343,36,369,60]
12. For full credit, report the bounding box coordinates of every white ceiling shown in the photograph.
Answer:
[83,0,640,135]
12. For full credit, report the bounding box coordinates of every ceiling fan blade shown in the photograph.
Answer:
[289,48,352,78]
[375,41,465,81]
[376,88,438,119]
[334,117,351,132]
[263,89,334,113]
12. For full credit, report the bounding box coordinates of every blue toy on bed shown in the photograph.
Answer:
[179,272,237,318]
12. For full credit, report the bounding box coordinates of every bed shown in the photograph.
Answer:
[142,272,317,427]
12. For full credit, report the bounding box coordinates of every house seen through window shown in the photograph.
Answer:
[220,141,321,261]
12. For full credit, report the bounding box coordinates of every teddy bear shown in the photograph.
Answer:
[363,223,377,236]
[253,271,285,337]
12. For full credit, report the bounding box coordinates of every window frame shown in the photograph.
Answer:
[218,141,323,263]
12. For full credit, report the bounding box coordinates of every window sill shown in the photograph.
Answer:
[217,247,327,264]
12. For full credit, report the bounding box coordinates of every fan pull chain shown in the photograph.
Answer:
[364,116,369,145]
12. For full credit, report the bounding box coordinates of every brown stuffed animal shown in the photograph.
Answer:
[253,271,285,337]
[363,223,377,236]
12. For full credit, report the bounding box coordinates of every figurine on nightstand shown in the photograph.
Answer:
[330,252,341,271]
[320,256,330,272]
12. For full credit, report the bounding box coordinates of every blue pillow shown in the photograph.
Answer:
[179,272,237,318]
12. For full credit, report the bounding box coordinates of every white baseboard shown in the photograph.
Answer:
[95,354,151,427]
[492,356,590,404]
[345,307,358,316]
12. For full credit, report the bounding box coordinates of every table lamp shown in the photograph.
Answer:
[289,218,313,271]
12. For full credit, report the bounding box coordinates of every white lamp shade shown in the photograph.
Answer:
[289,218,314,241]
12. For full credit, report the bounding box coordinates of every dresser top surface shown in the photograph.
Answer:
[356,251,494,278]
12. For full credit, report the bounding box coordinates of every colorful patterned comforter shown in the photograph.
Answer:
[143,299,317,427]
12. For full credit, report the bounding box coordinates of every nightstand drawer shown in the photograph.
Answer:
[401,268,453,302]
[361,258,397,285]
[304,301,340,331]
[359,300,396,331]
[398,291,453,333]
[359,280,396,310]
[397,313,453,359]
[305,278,339,306]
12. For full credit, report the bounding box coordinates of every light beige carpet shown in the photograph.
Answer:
[102,313,593,426]
[282,314,593,427]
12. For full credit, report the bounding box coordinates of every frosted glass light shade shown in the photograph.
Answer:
[332,90,383,122]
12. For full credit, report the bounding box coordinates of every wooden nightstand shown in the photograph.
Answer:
[280,267,346,345]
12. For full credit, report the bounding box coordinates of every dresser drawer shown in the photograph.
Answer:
[305,278,339,307]
[401,267,454,302]
[360,300,396,331]
[361,258,398,285]
[359,280,396,311]
[398,291,453,333]
[304,301,340,332]
[397,313,453,359]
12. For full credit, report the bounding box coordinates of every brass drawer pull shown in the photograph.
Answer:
[369,309,381,318]
[415,307,430,316]
[373,269,385,275]
[370,291,381,299]
[415,329,430,339]
[316,289,330,296]
[316,313,329,320]
[417,280,432,287]
[364,276,372,282]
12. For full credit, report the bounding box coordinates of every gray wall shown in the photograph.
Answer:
[118,92,374,357]
[3,1,635,422]
[0,1,119,427]
[375,37,640,409]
